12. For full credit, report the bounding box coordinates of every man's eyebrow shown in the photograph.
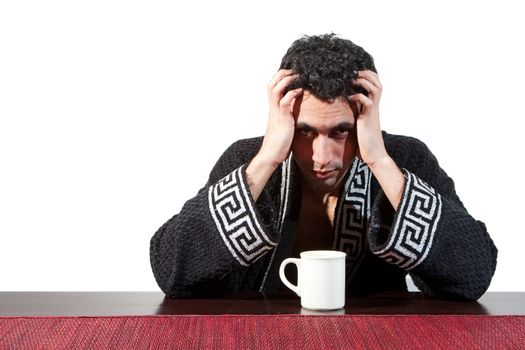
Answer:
[331,121,354,130]
[295,122,315,130]
[295,121,355,131]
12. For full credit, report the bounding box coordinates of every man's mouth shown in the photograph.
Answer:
[311,169,337,179]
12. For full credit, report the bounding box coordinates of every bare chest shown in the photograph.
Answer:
[291,196,338,257]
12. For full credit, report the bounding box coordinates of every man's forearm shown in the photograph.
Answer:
[245,155,279,202]
[368,156,405,210]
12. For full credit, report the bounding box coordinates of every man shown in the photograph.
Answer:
[150,33,497,300]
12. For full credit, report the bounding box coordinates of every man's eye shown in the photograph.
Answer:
[331,130,349,139]
[298,129,314,137]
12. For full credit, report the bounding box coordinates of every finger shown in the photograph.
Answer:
[279,88,303,110]
[267,69,297,91]
[270,73,300,102]
[353,77,379,96]
[349,93,373,110]
[355,70,381,90]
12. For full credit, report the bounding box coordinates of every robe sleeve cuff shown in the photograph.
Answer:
[368,168,443,271]
[207,164,277,266]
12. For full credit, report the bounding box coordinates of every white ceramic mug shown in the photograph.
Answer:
[279,250,346,310]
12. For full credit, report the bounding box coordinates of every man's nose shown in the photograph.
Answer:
[312,136,332,168]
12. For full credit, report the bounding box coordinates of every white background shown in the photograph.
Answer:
[1,0,523,291]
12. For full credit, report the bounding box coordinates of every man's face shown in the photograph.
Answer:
[291,92,358,194]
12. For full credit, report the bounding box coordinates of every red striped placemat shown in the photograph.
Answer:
[1,315,524,349]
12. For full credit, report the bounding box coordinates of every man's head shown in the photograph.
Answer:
[280,33,376,103]
[279,33,376,194]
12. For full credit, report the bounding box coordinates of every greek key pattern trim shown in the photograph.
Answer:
[259,154,292,291]
[333,159,372,283]
[376,170,442,271]
[208,166,277,266]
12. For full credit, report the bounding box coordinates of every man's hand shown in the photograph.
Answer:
[245,69,303,201]
[258,69,303,168]
[348,70,389,167]
[350,70,405,210]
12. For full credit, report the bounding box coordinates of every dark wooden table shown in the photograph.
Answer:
[1,291,524,316]
[2,292,524,349]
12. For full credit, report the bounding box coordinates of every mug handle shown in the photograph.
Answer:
[279,258,301,297]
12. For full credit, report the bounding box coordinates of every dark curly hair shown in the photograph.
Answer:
[280,33,376,103]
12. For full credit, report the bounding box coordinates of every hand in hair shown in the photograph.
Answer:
[245,69,303,201]
[350,70,405,209]
[349,70,388,167]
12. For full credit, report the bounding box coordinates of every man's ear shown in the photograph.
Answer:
[291,92,304,119]
[347,98,361,117]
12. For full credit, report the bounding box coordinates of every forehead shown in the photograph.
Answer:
[292,92,356,127]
